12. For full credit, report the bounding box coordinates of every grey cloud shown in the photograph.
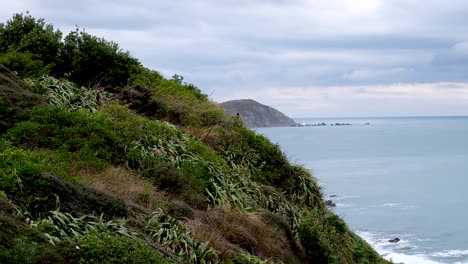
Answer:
[4,0,468,116]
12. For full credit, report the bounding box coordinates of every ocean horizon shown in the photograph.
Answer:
[257,116,468,264]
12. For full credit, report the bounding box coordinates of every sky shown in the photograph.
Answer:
[3,0,468,117]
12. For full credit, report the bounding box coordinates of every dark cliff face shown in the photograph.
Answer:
[221,99,296,127]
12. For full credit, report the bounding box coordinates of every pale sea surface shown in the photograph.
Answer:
[257,117,468,264]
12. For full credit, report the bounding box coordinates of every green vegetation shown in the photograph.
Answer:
[0,13,389,263]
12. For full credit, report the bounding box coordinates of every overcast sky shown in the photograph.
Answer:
[3,0,468,117]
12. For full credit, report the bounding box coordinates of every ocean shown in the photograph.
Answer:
[256,116,468,264]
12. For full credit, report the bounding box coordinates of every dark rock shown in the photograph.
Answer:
[330,195,337,198]
[388,237,400,243]
[325,200,336,207]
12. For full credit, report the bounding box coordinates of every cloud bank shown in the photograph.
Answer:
[2,0,468,116]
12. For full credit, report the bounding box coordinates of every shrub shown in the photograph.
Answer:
[58,28,140,89]
[219,126,295,188]
[225,254,268,264]
[297,211,335,263]
[0,147,62,193]
[0,13,62,76]
[0,236,37,264]
[163,200,195,219]
[119,85,162,117]
[0,65,46,133]
[286,165,324,209]
[0,51,49,77]
[145,209,218,263]
[77,230,172,264]
[5,106,124,163]
[25,76,111,111]
[127,70,227,127]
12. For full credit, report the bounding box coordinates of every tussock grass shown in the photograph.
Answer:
[187,207,293,263]
[74,166,167,211]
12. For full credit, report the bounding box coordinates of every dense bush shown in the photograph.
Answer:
[0,13,139,86]
[297,210,336,263]
[58,28,140,89]
[0,13,62,77]
[5,106,124,163]
[76,231,172,264]
[0,51,50,77]
[0,147,64,193]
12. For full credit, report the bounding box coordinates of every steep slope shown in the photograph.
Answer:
[0,13,389,264]
[221,99,297,127]
[0,65,46,132]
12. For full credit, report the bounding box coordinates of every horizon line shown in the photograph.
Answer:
[292,115,468,119]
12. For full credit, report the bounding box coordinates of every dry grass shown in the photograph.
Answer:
[186,206,293,262]
[73,166,168,211]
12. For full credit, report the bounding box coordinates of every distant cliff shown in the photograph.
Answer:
[221,99,297,127]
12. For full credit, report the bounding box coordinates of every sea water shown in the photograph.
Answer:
[257,117,468,264]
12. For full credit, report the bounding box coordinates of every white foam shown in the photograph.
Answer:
[334,202,352,207]
[431,249,468,258]
[383,251,440,264]
[357,231,440,264]
[330,194,360,201]
[383,203,402,207]
[372,203,417,209]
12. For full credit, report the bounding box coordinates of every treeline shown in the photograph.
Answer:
[0,13,138,88]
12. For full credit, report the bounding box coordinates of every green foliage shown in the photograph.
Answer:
[0,13,139,86]
[287,165,324,208]
[145,209,218,263]
[0,13,62,76]
[59,28,140,88]
[297,210,336,263]
[0,97,12,130]
[77,230,172,264]
[0,236,38,264]
[0,64,46,133]
[5,107,120,163]
[25,76,111,110]
[26,209,135,246]
[220,126,295,188]
[0,13,389,264]
[352,237,385,264]
[224,254,268,264]
[0,51,49,77]
[0,147,63,193]
[170,74,208,101]
[126,69,226,127]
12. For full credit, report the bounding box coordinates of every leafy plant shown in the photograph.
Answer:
[77,230,173,264]
[58,28,140,89]
[145,209,218,263]
[0,12,62,76]
[25,76,111,111]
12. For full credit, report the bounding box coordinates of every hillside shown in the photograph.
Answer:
[0,13,389,264]
[221,99,297,127]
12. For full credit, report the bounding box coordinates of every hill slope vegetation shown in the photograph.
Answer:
[0,13,389,264]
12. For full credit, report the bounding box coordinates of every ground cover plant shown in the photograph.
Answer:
[0,13,390,264]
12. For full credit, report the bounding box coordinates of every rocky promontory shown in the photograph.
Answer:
[221,99,297,128]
